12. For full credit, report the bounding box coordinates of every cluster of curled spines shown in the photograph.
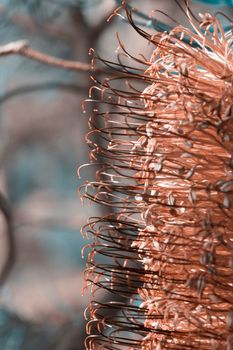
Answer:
[81,6,233,350]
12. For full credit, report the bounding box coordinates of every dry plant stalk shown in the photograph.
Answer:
[82,4,233,350]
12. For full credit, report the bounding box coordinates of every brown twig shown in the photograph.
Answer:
[0,40,105,73]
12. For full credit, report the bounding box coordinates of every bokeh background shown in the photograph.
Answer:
[0,0,231,349]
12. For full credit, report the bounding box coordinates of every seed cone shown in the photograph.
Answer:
[82,7,233,350]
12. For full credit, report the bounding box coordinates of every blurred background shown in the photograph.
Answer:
[0,0,231,349]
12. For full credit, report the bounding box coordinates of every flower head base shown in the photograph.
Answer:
[82,5,233,350]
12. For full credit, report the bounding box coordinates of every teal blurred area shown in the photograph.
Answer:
[193,0,233,5]
[0,1,112,349]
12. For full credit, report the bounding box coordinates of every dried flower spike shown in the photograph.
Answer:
[82,4,233,350]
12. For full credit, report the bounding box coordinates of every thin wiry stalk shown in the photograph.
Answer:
[82,3,233,350]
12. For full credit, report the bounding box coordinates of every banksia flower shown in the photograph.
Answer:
[82,3,233,350]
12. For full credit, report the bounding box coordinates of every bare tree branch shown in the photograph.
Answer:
[0,40,105,73]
